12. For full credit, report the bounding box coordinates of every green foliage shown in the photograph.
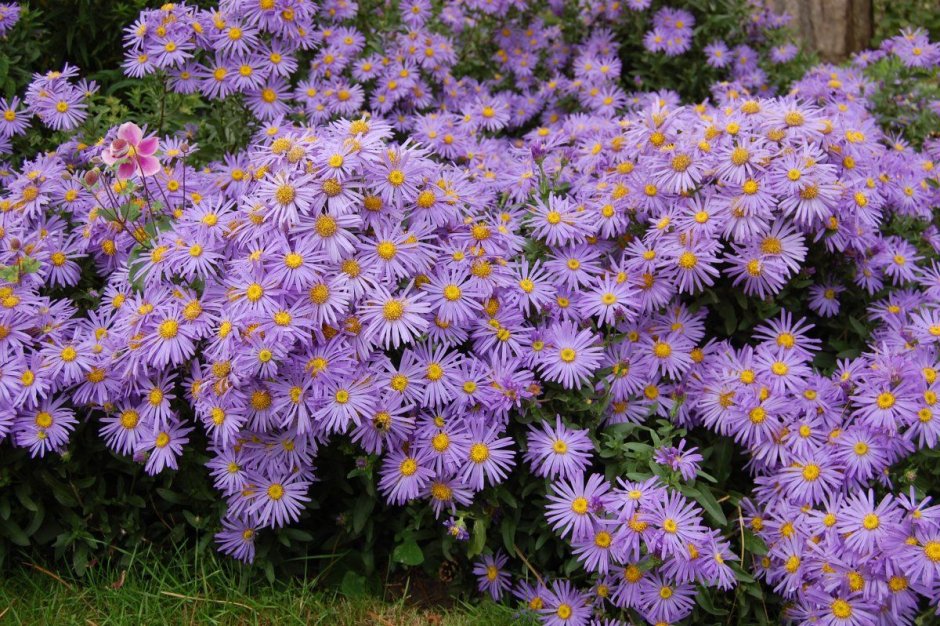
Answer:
[0,544,524,625]
[865,54,940,149]
[0,5,47,98]
[30,0,159,75]
[873,0,940,47]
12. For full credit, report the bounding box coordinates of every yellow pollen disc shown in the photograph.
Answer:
[399,458,418,476]
[653,341,672,359]
[830,599,851,619]
[245,283,263,302]
[469,443,489,463]
[802,464,820,481]
[376,241,396,260]
[387,170,405,186]
[158,319,179,339]
[383,300,404,321]
[267,484,284,500]
[274,184,295,205]
[876,392,895,410]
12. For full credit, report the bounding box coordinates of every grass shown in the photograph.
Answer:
[0,546,523,626]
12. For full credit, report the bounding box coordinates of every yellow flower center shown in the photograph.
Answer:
[830,599,852,619]
[274,184,295,205]
[383,300,404,321]
[802,464,820,481]
[426,363,443,381]
[158,319,179,339]
[653,341,672,359]
[387,170,405,186]
[399,458,418,476]
[469,443,489,463]
[876,392,895,410]
[443,285,461,301]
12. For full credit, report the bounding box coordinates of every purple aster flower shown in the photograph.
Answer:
[249,474,311,529]
[14,397,77,458]
[643,491,707,559]
[524,416,594,480]
[444,516,469,541]
[836,490,901,554]
[0,97,29,138]
[473,551,511,600]
[360,285,431,350]
[460,422,515,491]
[540,321,603,389]
[652,439,703,481]
[379,447,435,505]
[540,579,592,625]
[638,574,695,623]
[579,273,637,326]
[215,516,258,563]
[138,420,193,475]
[546,472,611,540]
[705,40,731,68]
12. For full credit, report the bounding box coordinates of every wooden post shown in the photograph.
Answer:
[770,0,874,62]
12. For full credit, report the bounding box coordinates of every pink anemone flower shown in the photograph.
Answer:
[101,122,160,179]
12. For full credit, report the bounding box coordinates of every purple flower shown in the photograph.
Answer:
[246,474,310,529]
[138,420,193,475]
[653,439,703,481]
[473,551,511,600]
[540,321,603,389]
[460,422,516,491]
[546,472,610,541]
[524,416,593,480]
[540,579,592,625]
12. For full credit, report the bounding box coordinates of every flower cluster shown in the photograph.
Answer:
[684,299,940,622]
[1,0,940,623]
[0,62,97,156]
[478,481,735,623]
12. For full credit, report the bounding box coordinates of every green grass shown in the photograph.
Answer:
[0,547,523,626]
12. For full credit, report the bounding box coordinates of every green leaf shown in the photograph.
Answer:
[340,571,367,597]
[500,517,516,553]
[743,530,768,556]
[848,316,868,338]
[18,257,40,275]
[679,485,727,526]
[467,519,487,558]
[1,520,29,546]
[392,540,424,566]
[352,495,374,535]
[732,562,756,584]
[696,587,729,615]
[155,487,184,504]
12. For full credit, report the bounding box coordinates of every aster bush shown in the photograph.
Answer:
[1,0,940,624]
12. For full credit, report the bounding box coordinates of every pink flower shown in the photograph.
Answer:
[101,122,160,179]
